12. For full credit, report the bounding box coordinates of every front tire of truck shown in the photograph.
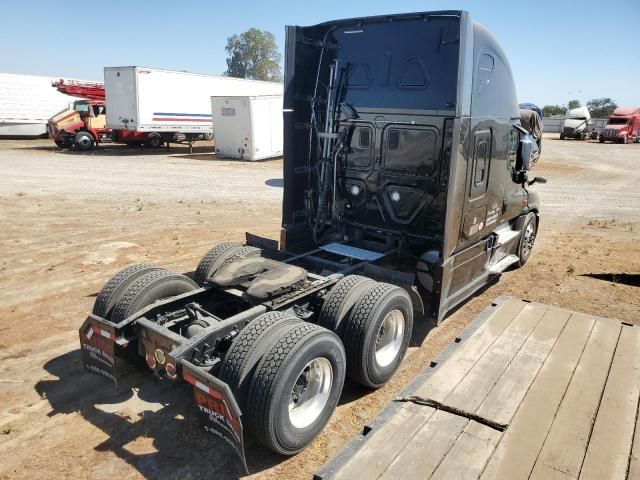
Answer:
[74,131,95,151]
[110,270,198,323]
[515,213,537,267]
[92,263,165,319]
[245,322,346,455]
[342,283,413,389]
[560,133,565,140]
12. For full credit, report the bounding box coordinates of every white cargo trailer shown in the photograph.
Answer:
[104,67,283,146]
[0,73,81,137]
[210,95,283,161]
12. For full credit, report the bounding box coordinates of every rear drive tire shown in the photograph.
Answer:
[92,263,165,320]
[74,131,95,151]
[245,322,346,455]
[317,275,375,335]
[516,212,537,267]
[342,283,413,389]
[219,312,301,409]
[193,242,242,285]
[110,270,198,323]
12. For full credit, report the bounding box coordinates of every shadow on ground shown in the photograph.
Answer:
[581,273,640,287]
[35,350,287,479]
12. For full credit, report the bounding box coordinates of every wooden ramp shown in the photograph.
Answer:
[315,297,640,480]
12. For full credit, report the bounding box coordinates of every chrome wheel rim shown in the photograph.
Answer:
[288,357,333,429]
[375,309,405,368]
[522,223,536,259]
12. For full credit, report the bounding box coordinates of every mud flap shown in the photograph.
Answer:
[79,315,131,387]
[182,360,248,474]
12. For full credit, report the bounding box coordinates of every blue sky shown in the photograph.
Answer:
[1,0,638,107]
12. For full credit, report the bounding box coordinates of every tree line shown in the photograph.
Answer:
[542,98,618,119]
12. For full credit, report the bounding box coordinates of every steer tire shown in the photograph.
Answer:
[110,270,198,323]
[219,312,301,410]
[193,242,243,285]
[245,322,346,455]
[342,283,413,389]
[317,275,376,335]
[92,263,165,320]
[74,131,95,151]
[516,212,538,267]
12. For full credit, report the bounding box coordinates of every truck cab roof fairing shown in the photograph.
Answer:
[282,12,466,249]
[470,22,519,120]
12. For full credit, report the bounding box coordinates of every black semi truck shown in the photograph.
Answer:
[79,10,544,469]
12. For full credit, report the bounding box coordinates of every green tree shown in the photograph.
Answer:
[542,105,565,117]
[586,97,617,119]
[224,28,282,82]
[567,99,581,109]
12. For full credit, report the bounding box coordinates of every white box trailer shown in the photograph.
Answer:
[0,73,81,137]
[104,66,283,144]
[211,95,283,161]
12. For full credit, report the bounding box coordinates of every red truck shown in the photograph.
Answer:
[599,107,640,144]
[47,80,149,150]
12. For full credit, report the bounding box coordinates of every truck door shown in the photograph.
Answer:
[463,129,491,238]
[449,128,493,293]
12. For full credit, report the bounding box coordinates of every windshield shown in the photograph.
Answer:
[74,102,90,113]
[608,117,629,125]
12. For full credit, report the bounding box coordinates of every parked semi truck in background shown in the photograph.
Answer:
[80,11,544,469]
[104,67,283,149]
[599,106,640,143]
[560,106,591,140]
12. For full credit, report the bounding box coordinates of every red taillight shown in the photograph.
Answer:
[165,362,178,380]
[146,353,157,369]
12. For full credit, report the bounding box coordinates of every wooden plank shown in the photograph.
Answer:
[529,318,620,480]
[332,404,435,480]
[480,313,596,480]
[413,298,526,403]
[430,420,502,480]
[579,325,640,480]
[379,410,468,480]
[476,308,571,426]
[629,400,640,480]
[443,302,548,415]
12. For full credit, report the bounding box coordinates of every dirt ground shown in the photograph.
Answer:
[0,135,638,480]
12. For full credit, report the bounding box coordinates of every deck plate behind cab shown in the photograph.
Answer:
[319,243,385,261]
[315,297,640,480]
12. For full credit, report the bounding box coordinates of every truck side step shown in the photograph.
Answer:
[488,254,519,274]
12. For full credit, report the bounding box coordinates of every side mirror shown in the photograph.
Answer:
[528,176,547,186]
[517,133,539,171]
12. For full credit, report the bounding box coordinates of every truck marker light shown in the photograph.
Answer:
[146,353,157,369]
[165,362,178,379]
[390,191,401,202]
[154,348,166,365]
[350,185,361,196]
